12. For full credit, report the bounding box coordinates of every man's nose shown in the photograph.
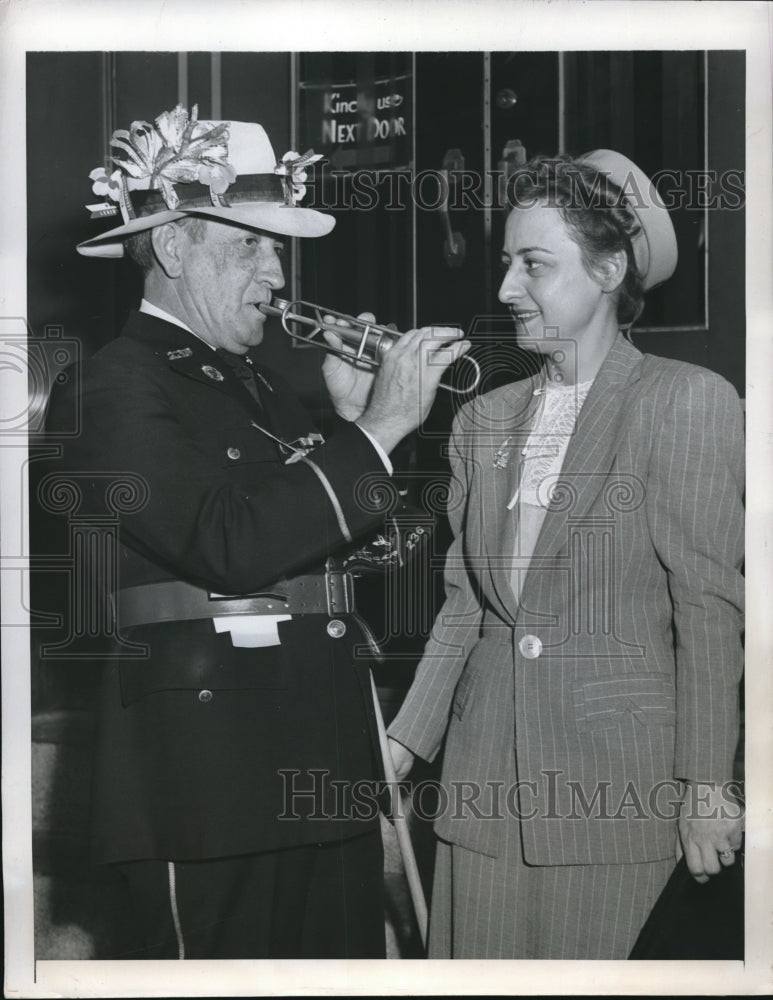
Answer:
[258,243,285,290]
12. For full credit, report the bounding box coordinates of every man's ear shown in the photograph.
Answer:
[596,249,628,293]
[150,223,185,278]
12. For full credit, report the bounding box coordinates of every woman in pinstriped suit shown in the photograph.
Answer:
[388,151,745,958]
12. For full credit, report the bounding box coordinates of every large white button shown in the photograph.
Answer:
[327,619,347,638]
[518,634,542,659]
[227,447,241,460]
[198,689,213,703]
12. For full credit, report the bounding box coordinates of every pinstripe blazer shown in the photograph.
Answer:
[389,334,744,865]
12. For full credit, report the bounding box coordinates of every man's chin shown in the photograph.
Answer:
[234,325,265,351]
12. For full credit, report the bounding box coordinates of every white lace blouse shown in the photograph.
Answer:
[508,378,594,603]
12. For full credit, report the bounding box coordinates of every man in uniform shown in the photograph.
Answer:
[44,105,468,959]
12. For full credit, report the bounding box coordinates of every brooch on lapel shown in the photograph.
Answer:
[166,347,193,360]
[201,364,224,382]
[493,381,546,469]
[493,436,515,470]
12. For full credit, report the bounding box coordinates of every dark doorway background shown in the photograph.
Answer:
[27,50,744,396]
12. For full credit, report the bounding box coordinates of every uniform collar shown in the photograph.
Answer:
[123,309,279,408]
[124,308,211,354]
[139,298,215,351]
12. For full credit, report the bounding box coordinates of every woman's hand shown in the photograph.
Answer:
[677,780,744,883]
[387,736,415,781]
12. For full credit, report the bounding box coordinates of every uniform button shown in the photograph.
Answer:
[518,634,542,659]
[198,689,213,703]
[326,619,347,638]
[227,447,241,460]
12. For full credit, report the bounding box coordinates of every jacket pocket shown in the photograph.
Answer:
[571,672,675,733]
[118,621,292,706]
[451,667,475,720]
[451,636,507,720]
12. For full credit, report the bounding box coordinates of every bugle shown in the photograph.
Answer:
[259,297,481,396]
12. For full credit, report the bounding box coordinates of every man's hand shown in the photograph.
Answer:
[322,312,378,422]
[357,325,470,454]
[322,314,470,439]
[677,780,744,883]
[387,736,415,781]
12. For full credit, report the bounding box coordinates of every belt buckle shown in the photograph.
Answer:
[325,569,353,615]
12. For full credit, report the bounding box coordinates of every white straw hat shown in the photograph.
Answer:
[77,105,334,259]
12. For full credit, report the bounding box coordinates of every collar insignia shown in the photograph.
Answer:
[201,364,224,382]
[166,347,193,360]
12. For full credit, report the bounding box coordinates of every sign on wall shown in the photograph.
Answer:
[299,74,412,172]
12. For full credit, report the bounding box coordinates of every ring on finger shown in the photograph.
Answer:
[718,848,735,860]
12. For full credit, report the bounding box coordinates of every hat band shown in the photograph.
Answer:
[128,173,287,219]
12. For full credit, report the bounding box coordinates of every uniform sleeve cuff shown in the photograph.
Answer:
[354,423,393,475]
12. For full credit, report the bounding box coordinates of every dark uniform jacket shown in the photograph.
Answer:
[45,310,392,864]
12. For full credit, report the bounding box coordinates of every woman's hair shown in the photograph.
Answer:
[508,155,645,327]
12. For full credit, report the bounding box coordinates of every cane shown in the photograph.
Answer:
[369,670,428,950]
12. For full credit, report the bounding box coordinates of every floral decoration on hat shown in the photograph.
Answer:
[274,150,324,206]
[87,104,236,220]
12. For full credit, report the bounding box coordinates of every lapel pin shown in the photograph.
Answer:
[201,364,224,382]
[166,347,193,360]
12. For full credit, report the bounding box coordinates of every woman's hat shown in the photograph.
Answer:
[579,149,678,290]
[77,104,334,259]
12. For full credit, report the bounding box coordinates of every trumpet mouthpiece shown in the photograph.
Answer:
[258,298,288,318]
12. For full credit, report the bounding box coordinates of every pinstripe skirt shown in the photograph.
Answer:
[428,831,675,959]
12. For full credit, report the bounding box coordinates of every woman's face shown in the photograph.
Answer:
[498,202,618,354]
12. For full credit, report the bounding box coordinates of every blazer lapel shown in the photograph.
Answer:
[528,334,645,565]
[477,377,542,622]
